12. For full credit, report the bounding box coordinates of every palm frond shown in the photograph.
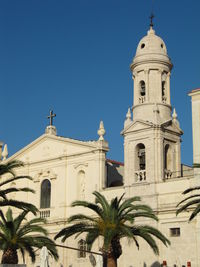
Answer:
[193,163,200,168]
[0,175,32,187]
[183,187,200,194]
[176,198,200,216]
[0,200,38,215]
[71,200,103,218]
[55,223,94,242]
[0,188,35,198]
[177,194,200,206]
[93,191,109,215]
[118,196,141,214]
[134,228,159,255]
[189,204,200,221]
[0,160,24,176]
[68,214,97,223]
[86,230,100,250]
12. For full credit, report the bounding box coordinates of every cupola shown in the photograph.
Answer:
[131,27,172,70]
[130,26,173,123]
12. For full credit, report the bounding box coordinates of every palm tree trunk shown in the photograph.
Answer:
[102,249,117,267]
[107,256,117,267]
[103,255,107,267]
[1,248,18,264]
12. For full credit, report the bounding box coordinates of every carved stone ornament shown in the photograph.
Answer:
[33,169,57,183]
[74,163,88,170]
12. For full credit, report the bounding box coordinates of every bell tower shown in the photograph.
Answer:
[122,26,183,187]
[131,26,172,123]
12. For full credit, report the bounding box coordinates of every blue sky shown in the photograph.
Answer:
[0,0,199,165]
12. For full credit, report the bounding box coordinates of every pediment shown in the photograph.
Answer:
[121,120,153,135]
[161,120,183,135]
[8,134,101,163]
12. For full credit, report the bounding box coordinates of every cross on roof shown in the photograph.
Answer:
[149,13,155,28]
[47,110,56,126]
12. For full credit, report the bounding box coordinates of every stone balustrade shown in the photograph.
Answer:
[139,96,145,103]
[164,169,172,179]
[40,209,50,218]
[135,170,146,182]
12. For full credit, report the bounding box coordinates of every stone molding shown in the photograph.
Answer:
[34,168,57,183]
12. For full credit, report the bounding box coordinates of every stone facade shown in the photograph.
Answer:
[1,26,200,267]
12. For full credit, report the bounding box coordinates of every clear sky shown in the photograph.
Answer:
[0,0,199,165]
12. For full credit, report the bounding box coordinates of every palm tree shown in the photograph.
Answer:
[55,191,170,267]
[0,160,37,214]
[176,163,200,221]
[0,208,58,264]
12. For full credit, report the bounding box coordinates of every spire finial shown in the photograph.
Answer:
[172,108,177,120]
[149,13,155,28]
[97,121,106,141]
[126,108,131,120]
[2,144,8,161]
[124,108,132,128]
[172,108,180,127]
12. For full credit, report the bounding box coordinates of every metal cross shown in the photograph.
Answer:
[149,13,155,28]
[47,110,56,126]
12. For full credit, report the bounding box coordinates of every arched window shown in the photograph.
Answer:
[135,143,146,182]
[162,81,165,96]
[164,144,169,170]
[162,81,166,102]
[164,144,172,179]
[78,239,86,258]
[140,80,146,96]
[40,179,51,209]
[137,144,146,170]
[162,72,167,103]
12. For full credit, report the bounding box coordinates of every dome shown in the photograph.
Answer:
[131,27,172,69]
[136,27,167,55]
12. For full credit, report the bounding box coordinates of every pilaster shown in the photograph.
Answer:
[188,89,200,165]
[166,72,171,105]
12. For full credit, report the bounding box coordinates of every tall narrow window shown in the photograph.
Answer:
[40,179,51,209]
[164,144,169,170]
[162,81,167,102]
[138,144,146,170]
[78,239,86,258]
[162,72,167,103]
[162,81,165,97]
[140,80,146,96]
[139,81,146,103]
[135,143,146,182]
[164,144,173,179]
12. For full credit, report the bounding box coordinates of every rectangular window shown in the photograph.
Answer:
[170,227,180,237]
[78,240,86,258]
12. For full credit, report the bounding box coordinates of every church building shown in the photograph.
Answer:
[1,23,200,267]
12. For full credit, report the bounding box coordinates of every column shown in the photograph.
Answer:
[166,72,171,105]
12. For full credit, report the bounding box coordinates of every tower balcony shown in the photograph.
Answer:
[135,170,146,182]
[39,209,51,218]
[162,96,167,103]
[139,96,146,103]
[164,169,172,179]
